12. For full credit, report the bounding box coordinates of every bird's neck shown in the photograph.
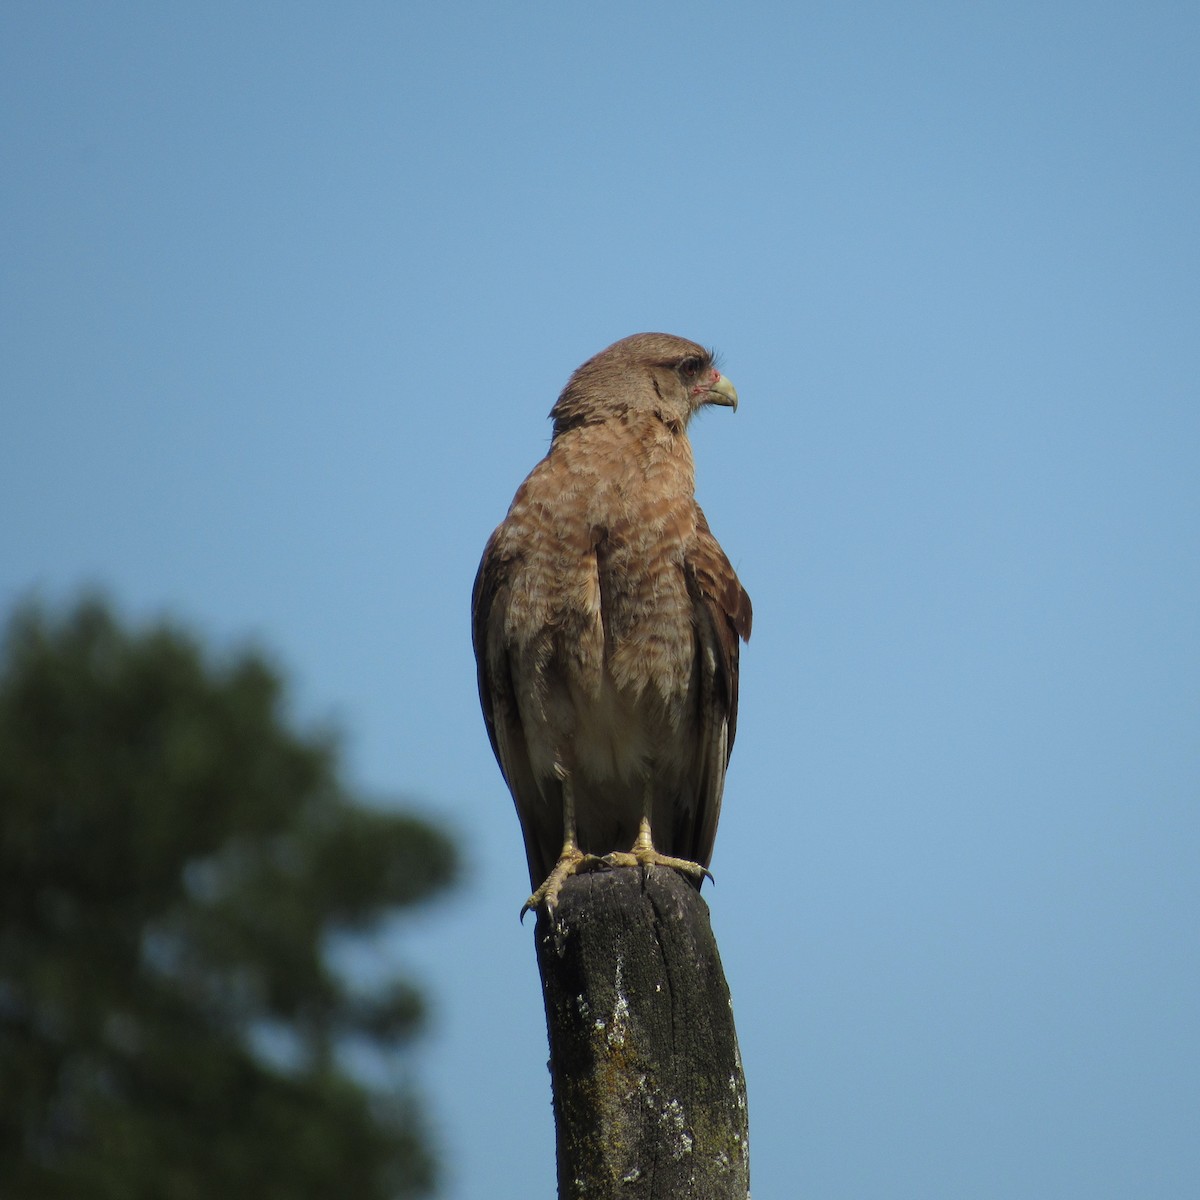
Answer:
[552,412,696,487]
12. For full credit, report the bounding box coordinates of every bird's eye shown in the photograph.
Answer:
[678,356,702,378]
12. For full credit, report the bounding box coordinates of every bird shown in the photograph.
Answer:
[472,333,752,916]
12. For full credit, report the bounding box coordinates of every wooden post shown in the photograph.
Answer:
[533,868,750,1199]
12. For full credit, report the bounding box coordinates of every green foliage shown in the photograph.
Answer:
[0,599,457,1199]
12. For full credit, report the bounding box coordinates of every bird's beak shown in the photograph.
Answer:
[706,374,739,411]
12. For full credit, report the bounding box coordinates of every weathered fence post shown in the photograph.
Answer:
[533,868,750,1199]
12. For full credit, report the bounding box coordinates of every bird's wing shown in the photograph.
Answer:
[471,532,555,886]
[682,507,752,868]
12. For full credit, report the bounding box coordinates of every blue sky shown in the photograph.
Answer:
[3,3,1198,1196]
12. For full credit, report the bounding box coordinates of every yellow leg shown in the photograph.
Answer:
[521,777,601,919]
[601,780,713,884]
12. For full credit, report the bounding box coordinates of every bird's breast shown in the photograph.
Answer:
[501,420,700,713]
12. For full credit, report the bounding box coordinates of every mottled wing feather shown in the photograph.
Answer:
[684,507,753,867]
[472,535,557,886]
[470,531,506,766]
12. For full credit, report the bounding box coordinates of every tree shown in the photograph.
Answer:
[0,598,456,1200]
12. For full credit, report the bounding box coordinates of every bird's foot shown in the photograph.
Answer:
[521,848,603,920]
[601,846,714,886]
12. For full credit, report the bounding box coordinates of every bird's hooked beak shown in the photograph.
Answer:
[705,373,739,412]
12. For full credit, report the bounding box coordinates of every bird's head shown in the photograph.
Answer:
[550,333,738,435]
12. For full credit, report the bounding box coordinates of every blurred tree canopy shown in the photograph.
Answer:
[0,599,457,1200]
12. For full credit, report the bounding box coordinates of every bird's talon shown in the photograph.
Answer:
[520,849,602,919]
[600,848,713,885]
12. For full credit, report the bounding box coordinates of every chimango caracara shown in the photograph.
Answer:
[472,333,752,915]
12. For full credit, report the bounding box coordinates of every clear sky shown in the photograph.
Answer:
[3,3,1198,1197]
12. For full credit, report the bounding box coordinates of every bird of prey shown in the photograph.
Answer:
[472,333,752,915]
